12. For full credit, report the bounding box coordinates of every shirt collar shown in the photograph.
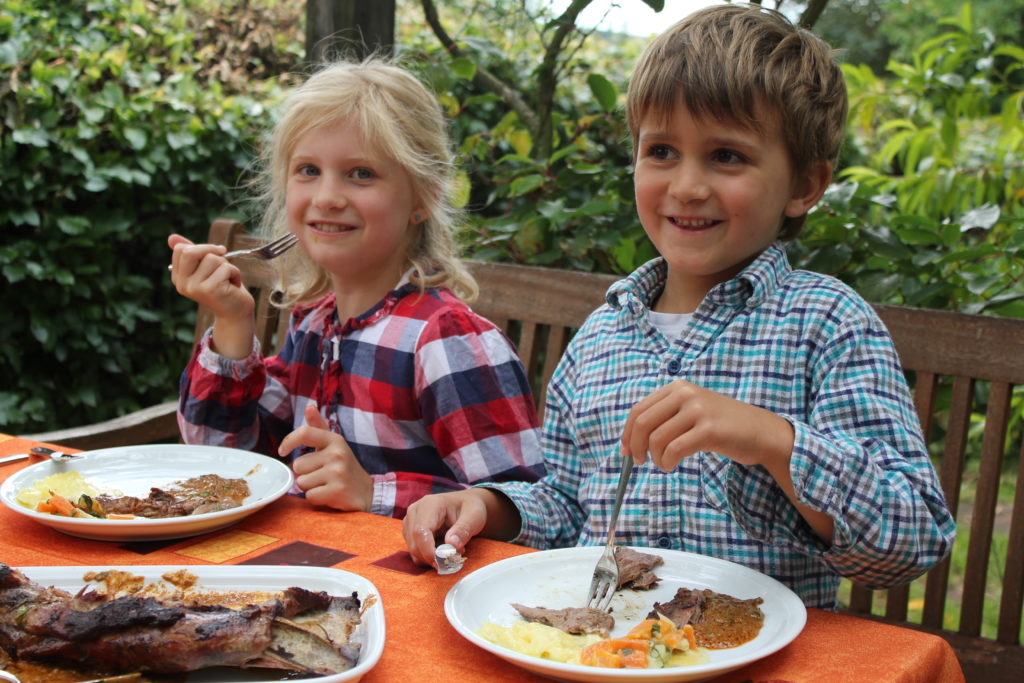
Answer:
[605,242,792,312]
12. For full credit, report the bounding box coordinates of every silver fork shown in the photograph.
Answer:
[585,453,634,612]
[168,233,298,270]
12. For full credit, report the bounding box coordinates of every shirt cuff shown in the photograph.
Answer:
[196,329,263,380]
[370,472,397,517]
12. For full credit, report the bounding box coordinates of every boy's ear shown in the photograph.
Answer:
[784,160,833,218]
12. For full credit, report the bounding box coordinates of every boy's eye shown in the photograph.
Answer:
[647,144,674,160]
[712,149,745,164]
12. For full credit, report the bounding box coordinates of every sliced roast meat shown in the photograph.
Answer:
[511,603,615,636]
[646,586,705,626]
[613,546,663,589]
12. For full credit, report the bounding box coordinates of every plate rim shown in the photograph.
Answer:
[0,444,294,540]
[9,563,384,683]
[444,545,806,681]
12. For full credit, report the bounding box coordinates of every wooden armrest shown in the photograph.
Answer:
[23,401,180,451]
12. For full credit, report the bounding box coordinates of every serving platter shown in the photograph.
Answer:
[5,564,384,682]
[0,444,293,541]
[445,546,806,683]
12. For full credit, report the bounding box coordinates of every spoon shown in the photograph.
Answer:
[29,446,82,463]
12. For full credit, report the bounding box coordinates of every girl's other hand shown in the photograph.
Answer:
[280,404,374,513]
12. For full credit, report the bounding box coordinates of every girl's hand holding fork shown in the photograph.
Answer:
[167,233,255,359]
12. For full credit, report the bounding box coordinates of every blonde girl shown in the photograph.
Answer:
[168,59,545,518]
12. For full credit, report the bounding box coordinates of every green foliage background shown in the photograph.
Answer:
[1,0,1022,439]
[0,0,303,432]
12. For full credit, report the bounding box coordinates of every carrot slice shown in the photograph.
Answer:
[46,493,76,517]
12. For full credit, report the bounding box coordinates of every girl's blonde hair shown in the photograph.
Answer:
[256,58,478,307]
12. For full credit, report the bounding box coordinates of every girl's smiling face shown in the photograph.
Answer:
[286,118,424,294]
[633,104,829,312]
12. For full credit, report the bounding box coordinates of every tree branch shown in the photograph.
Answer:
[419,0,539,135]
[798,0,830,29]
[533,0,592,157]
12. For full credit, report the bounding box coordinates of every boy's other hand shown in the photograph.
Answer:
[279,404,374,513]
[621,379,794,472]
[402,489,494,567]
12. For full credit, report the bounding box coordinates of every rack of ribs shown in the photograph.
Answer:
[0,563,361,677]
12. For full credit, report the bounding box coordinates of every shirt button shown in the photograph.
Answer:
[655,535,672,549]
[667,358,682,374]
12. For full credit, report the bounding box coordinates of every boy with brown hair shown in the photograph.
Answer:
[403,3,954,608]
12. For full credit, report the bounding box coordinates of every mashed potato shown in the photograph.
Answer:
[477,621,601,664]
[478,617,710,669]
[15,471,118,510]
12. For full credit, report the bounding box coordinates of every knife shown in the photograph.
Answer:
[0,453,29,465]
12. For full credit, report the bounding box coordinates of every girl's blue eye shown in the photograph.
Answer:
[297,164,319,177]
[352,167,374,180]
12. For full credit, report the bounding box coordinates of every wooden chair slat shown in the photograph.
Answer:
[516,321,541,387]
[874,303,1024,383]
[884,584,910,622]
[913,371,938,442]
[847,585,874,614]
[999,444,1024,643]
[538,325,570,423]
[959,381,1012,636]
[921,376,974,629]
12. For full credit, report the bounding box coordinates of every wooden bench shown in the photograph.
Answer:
[26,219,1024,680]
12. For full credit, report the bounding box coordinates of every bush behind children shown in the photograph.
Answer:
[402,3,955,610]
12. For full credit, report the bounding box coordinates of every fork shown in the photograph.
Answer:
[585,453,634,612]
[168,233,298,270]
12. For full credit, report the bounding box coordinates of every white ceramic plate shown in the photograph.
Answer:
[10,564,384,682]
[445,546,806,683]
[0,444,293,541]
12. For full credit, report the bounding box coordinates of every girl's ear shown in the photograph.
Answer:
[784,160,833,218]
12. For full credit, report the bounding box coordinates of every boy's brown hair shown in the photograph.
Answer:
[626,3,848,239]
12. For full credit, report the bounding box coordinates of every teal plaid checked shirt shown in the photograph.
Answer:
[485,243,955,609]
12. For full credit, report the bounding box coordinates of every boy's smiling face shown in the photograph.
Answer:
[633,103,828,312]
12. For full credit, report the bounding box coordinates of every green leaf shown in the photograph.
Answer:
[450,57,477,80]
[587,73,618,113]
[57,216,90,235]
[508,174,545,197]
[959,204,1000,231]
[124,127,147,150]
[507,129,533,157]
[166,131,196,149]
[451,170,471,209]
[12,128,49,147]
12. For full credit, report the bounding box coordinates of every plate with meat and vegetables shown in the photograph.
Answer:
[444,546,806,682]
[0,444,293,541]
[0,562,384,682]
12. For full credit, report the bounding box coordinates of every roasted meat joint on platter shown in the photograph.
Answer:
[0,563,383,683]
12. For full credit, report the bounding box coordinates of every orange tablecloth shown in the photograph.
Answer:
[0,434,964,682]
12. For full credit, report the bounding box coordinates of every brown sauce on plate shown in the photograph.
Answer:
[167,473,249,506]
[692,589,765,649]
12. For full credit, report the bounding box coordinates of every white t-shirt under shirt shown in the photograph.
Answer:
[648,310,692,340]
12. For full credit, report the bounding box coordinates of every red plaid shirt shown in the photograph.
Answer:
[178,280,545,518]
